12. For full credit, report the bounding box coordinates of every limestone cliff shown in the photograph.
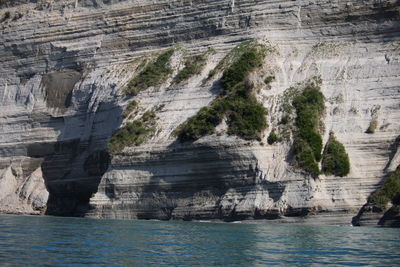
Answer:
[0,0,399,225]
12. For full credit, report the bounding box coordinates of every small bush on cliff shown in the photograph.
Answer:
[207,40,268,80]
[222,49,264,94]
[125,49,174,95]
[321,133,350,177]
[176,103,224,142]
[293,138,320,177]
[366,119,378,134]
[175,49,214,84]
[264,75,275,85]
[122,100,138,118]
[292,86,325,176]
[370,166,400,209]
[176,41,267,142]
[226,96,267,140]
[108,110,157,153]
[279,114,290,125]
[3,11,10,20]
[267,130,281,145]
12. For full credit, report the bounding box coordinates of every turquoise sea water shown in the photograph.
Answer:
[0,215,399,266]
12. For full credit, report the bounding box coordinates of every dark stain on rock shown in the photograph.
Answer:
[40,69,82,109]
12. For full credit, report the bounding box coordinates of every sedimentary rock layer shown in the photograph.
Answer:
[0,0,399,224]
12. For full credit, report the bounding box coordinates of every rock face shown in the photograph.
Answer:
[0,0,399,225]
[0,161,48,214]
[352,203,400,227]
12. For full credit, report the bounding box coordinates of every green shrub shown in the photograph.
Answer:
[264,76,275,85]
[12,12,22,20]
[175,49,214,84]
[292,86,325,175]
[370,166,400,209]
[279,114,290,125]
[321,133,350,176]
[226,97,267,140]
[293,138,320,177]
[366,119,378,134]
[222,50,264,94]
[108,120,154,153]
[207,40,252,80]
[207,40,268,81]
[176,103,224,142]
[267,131,281,145]
[122,100,138,118]
[108,109,157,153]
[125,49,174,95]
[176,41,267,142]
[141,109,156,122]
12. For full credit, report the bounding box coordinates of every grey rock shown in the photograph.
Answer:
[0,0,399,226]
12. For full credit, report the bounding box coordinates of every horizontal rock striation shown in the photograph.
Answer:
[0,0,399,225]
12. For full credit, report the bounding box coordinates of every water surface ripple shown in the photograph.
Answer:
[0,215,399,266]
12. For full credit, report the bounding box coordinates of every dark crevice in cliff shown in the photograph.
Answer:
[25,72,124,216]
[40,102,122,216]
[40,141,112,217]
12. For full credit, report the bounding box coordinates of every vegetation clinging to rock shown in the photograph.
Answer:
[221,48,264,95]
[176,41,268,142]
[366,119,378,134]
[370,166,400,209]
[264,76,275,85]
[175,49,214,84]
[207,40,270,80]
[267,131,281,145]
[122,100,138,118]
[108,109,157,154]
[292,85,325,177]
[124,49,174,95]
[225,96,267,140]
[176,102,224,142]
[321,133,350,177]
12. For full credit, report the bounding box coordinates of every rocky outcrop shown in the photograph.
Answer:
[352,165,400,227]
[0,0,399,225]
[353,202,400,227]
[0,159,48,214]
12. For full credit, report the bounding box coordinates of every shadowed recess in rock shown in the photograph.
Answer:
[40,70,82,109]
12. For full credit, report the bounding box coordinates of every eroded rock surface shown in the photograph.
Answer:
[0,0,399,225]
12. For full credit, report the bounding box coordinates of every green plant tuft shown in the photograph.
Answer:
[370,166,400,209]
[108,109,157,154]
[293,138,320,177]
[125,49,174,95]
[264,76,275,85]
[222,50,264,94]
[207,40,270,80]
[321,133,350,177]
[267,130,282,145]
[176,41,268,142]
[366,119,378,134]
[176,103,224,142]
[279,114,290,125]
[226,96,267,140]
[175,49,214,84]
[122,100,138,118]
[292,86,325,176]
